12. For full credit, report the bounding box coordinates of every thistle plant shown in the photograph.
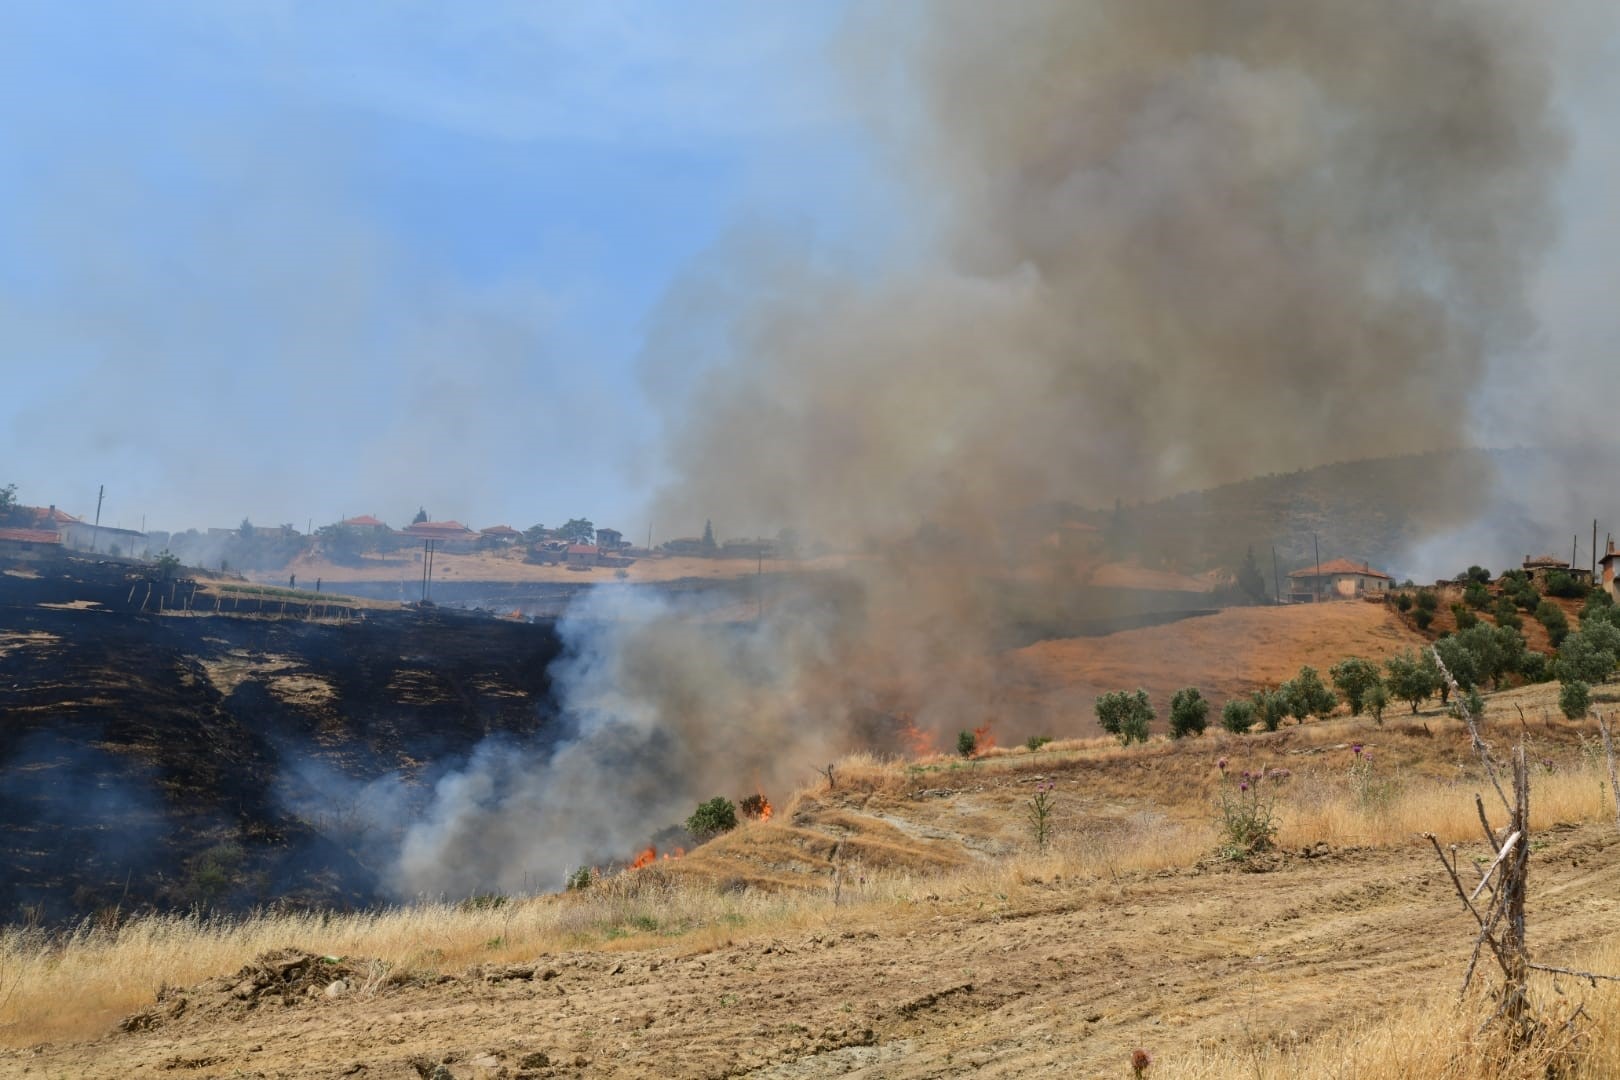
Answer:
[1026,781,1056,848]
[1215,768,1278,858]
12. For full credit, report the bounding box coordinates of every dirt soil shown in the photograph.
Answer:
[1002,600,1426,725]
[11,816,1619,1080]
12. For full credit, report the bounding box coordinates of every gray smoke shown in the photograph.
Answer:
[389,1,1573,894]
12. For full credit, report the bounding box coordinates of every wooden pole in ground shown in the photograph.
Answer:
[1599,712,1620,831]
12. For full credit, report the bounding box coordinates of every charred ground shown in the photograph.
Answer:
[1,557,564,922]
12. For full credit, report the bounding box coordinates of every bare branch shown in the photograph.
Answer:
[1432,646,1512,814]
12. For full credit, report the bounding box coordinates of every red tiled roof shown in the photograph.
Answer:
[401,520,478,539]
[566,544,598,556]
[1288,558,1390,580]
[340,515,387,528]
[0,527,63,544]
[480,525,521,536]
[22,505,80,525]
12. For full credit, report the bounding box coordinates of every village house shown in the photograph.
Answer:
[565,543,599,570]
[595,528,627,551]
[0,527,64,561]
[399,520,481,553]
[1521,553,1591,588]
[478,524,522,546]
[1287,557,1392,602]
[337,514,392,534]
[1599,541,1620,602]
[660,536,709,557]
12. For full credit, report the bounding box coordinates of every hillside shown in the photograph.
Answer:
[7,691,1620,1077]
[1063,444,1620,583]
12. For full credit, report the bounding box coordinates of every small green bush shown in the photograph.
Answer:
[1493,599,1522,631]
[1537,601,1571,648]
[1385,649,1440,713]
[1168,687,1210,739]
[1096,689,1153,746]
[1519,651,1550,683]
[1025,734,1053,752]
[1220,698,1255,734]
[1560,679,1591,721]
[1465,566,1493,585]
[1545,571,1588,599]
[1415,590,1440,613]
[1329,657,1382,716]
[1413,608,1434,632]
[1282,666,1336,723]
[1395,592,1413,613]
[686,796,739,840]
[1366,681,1389,726]
[1451,604,1479,631]
[957,730,978,757]
[1251,688,1289,732]
[1463,581,1491,610]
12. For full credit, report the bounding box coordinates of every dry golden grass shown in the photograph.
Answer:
[1002,600,1426,728]
[1159,935,1620,1079]
[5,693,1617,1060]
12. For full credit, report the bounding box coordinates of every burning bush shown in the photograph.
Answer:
[685,797,738,841]
[738,793,774,822]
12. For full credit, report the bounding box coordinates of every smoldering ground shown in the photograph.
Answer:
[357,2,1586,895]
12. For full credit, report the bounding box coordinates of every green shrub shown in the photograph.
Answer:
[1459,686,1486,719]
[1251,688,1289,732]
[1220,698,1255,734]
[566,867,595,891]
[1025,734,1053,752]
[1451,604,1479,631]
[1413,608,1435,631]
[1545,571,1588,599]
[1385,649,1440,713]
[1282,666,1336,723]
[686,796,739,840]
[1168,687,1210,739]
[1493,598,1522,631]
[956,729,978,757]
[1366,681,1389,726]
[1463,581,1491,610]
[1395,592,1414,613]
[1095,689,1153,746]
[1465,566,1493,585]
[1415,589,1440,612]
[1537,601,1571,648]
[1560,679,1592,721]
[1329,657,1382,716]
[1519,651,1550,683]
[1555,627,1619,685]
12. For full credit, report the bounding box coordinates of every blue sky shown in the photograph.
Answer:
[0,1,897,536]
[1,3,1615,539]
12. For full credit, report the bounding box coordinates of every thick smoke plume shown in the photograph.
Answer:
[388,1,1568,895]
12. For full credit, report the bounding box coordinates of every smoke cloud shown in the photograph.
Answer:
[386,1,1575,894]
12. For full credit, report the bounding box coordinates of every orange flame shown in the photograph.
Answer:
[897,712,933,758]
[740,791,773,822]
[630,846,656,869]
[973,722,996,754]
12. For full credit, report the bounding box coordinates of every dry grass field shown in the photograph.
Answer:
[1002,600,1428,726]
[5,678,1620,1078]
[258,549,856,587]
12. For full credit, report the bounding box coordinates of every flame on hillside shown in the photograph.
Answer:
[740,791,774,823]
[972,722,996,755]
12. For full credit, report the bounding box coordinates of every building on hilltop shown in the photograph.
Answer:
[400,520,480,553]
[0,526,64,560]
[478,524,522,545]
[1599,541,1620,601]
[1521,553,1590,588]
[1287,557,1391,603]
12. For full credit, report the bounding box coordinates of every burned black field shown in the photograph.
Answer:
[0,561,565,923]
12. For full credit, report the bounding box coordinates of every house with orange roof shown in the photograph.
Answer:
[1287,557,1392,603]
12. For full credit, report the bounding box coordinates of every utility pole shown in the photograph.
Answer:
[1271,545,1282,605]
[757,550,764,621]
[1594,519,1599,580]
[92,484,104,554]
[1573,533,1579,572]
[420,539,433,603]
[646,523,653,553]
[1312,532,1321,603]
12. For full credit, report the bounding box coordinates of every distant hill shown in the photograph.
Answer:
[1056,445,1620,588]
